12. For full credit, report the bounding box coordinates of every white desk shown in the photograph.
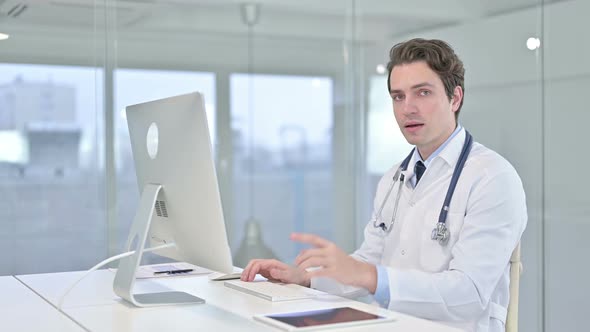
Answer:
[16,270,461,332]
[0,276,84,331]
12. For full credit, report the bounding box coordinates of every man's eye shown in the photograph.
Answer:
[392,95,404,101]
[419,90,431,96]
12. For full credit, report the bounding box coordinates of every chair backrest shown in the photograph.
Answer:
[506,243,522,332]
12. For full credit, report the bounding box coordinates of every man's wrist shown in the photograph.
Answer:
[357,261,377,293]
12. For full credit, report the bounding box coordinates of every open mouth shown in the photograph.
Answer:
[404,123,424,133]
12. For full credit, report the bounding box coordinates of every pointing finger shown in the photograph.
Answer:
[291,233,332,248]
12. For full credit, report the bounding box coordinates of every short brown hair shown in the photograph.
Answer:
[386,38,465,118]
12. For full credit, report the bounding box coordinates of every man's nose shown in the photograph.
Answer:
[401,95,418,114]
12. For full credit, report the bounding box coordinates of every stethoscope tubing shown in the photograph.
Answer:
[373,131,473,245]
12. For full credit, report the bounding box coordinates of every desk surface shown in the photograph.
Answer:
[16,270,461,332]
[0,276,84,331]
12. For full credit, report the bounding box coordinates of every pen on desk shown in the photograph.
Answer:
[154,268,194,275]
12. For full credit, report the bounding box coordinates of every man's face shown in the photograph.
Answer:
[389,61,462,159]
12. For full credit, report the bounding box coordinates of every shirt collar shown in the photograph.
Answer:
[411,124,464,168]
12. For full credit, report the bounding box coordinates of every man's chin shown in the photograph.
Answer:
[402,134,421,146]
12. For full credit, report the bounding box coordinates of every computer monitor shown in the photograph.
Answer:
[113,91,233,307]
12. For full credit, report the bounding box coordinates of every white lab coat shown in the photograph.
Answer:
[311,129,527,332]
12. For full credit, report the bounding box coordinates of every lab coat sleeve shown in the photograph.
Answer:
[310,170,392,297]
[385,167,528,322]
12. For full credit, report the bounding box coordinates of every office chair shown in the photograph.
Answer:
[506,243,522,332]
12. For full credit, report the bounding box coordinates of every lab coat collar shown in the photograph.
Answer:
[437,127,467,169]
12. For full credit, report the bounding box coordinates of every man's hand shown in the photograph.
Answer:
[292,232,377,293]
[241,259,310,287]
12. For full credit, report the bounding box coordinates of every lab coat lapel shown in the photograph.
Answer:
[410,129,467,202]
[410,161,449,202]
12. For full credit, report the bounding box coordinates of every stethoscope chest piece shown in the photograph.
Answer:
[431,222,450,246]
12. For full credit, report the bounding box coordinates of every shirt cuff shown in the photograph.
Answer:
[373,265,391,308]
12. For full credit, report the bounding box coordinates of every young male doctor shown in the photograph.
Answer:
[241,38,527,332]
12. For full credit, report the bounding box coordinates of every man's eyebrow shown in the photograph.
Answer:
[389,82,435,94]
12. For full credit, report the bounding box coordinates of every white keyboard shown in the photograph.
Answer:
[224,280,317,302]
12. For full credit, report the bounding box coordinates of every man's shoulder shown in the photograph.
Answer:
[469,142,521,179]
[374,162,403,189]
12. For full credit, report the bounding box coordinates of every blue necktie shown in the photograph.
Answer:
[415,160,426,184]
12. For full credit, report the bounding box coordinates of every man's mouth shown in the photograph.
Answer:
[404,123,424,133]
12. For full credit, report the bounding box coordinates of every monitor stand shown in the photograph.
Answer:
[113,183,205,307]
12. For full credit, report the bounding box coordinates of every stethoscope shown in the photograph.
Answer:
[372,131,473,246]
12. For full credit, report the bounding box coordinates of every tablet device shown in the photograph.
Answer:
[254,306,395,331]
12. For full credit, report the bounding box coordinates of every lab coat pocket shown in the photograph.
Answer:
[419,211,464,273]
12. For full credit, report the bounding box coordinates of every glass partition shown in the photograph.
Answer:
[0,0,105,275]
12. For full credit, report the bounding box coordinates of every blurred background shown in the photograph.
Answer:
[0,1,587,331]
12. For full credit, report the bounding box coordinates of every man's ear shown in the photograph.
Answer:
[451,86,463,112]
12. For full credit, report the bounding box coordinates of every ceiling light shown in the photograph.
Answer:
[0,33,9,41]
[526,37,540,50]
[376,64,386,74]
